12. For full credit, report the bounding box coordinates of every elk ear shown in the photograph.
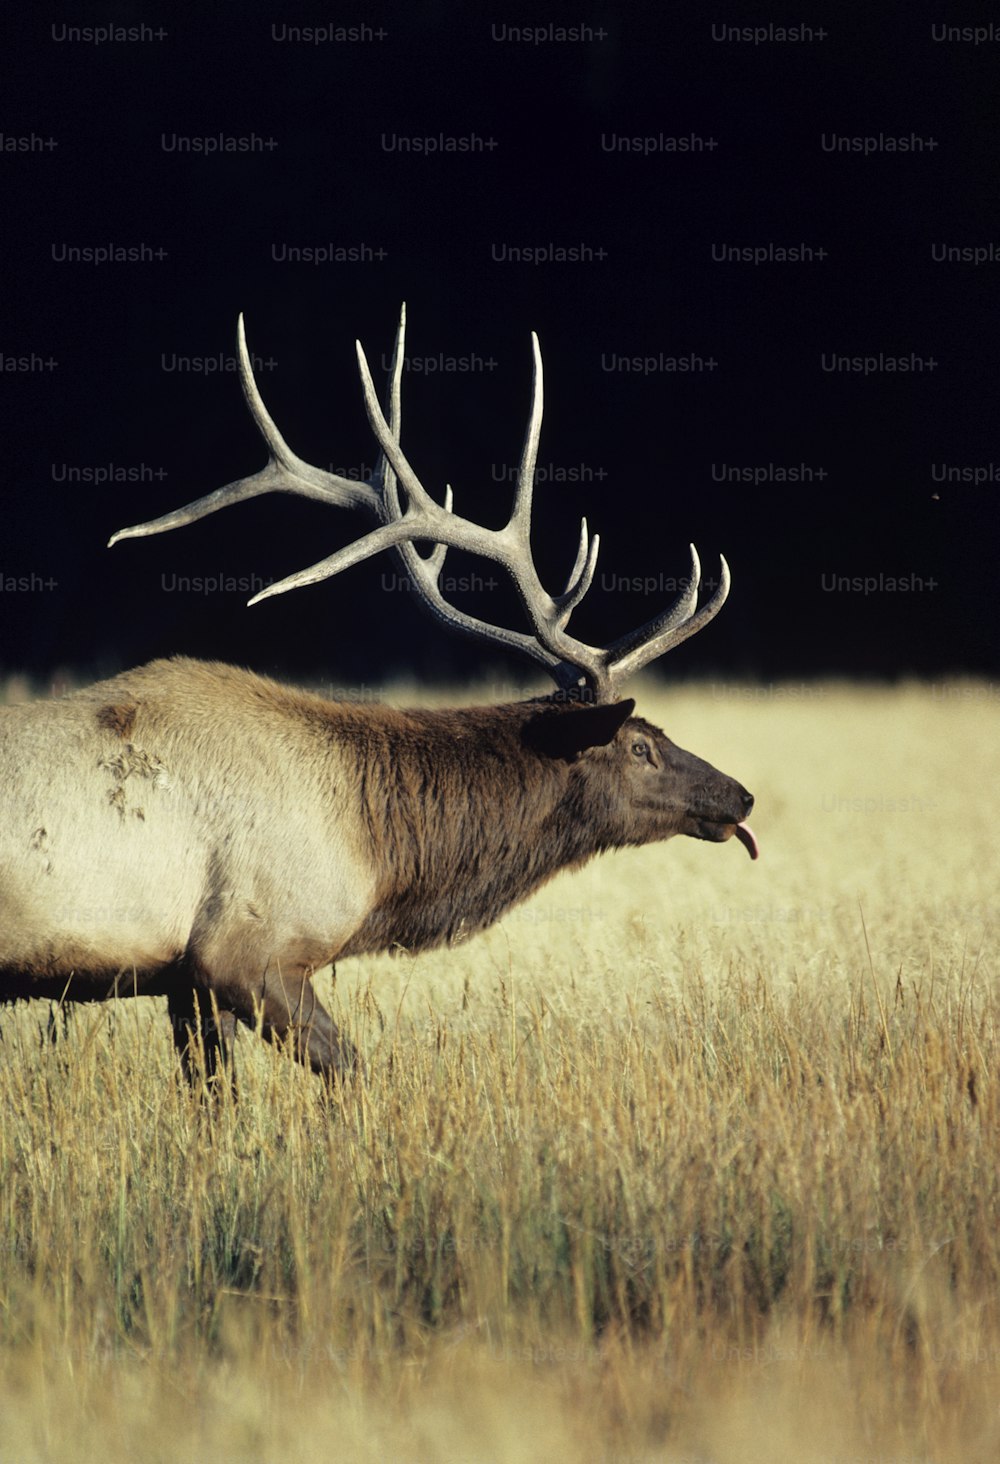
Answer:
[525,699,635,761]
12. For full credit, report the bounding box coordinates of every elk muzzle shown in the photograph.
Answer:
[666,742,759,859]
[688,778,758,859]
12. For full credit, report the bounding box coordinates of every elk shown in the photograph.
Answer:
[0,306,756,1087]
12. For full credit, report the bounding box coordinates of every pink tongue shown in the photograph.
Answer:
[734,822,760,860]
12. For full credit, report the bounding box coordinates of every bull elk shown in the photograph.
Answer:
[0,306,756,1087]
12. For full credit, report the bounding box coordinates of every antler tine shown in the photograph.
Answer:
[377,303,406,522]
[355,340,456,525]
[109,315,379,549]
[604,546,731,684]
[507,331,544,541]
[501,331,602,630]
[250,516,439,605]
[373,304,448,579]
[554,522,600,621]
[562,519,591,598]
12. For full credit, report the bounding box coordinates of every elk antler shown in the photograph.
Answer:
[110,307,730,702]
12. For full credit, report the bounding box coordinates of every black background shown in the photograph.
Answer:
[2,5,996,691]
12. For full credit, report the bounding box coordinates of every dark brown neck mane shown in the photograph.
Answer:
[339,702,622,956]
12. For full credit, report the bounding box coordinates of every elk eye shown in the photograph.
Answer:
[631,740,648,758]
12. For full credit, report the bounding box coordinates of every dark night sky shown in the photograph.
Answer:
[1,5,996,689]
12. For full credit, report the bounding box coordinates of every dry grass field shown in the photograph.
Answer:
[0,677,997,1462]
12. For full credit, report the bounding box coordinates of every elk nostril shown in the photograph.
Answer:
[741,789,754,815]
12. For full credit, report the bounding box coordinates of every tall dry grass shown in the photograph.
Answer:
[0,678,997,1462]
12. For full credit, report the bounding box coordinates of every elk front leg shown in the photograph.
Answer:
[167,983,238,1095]
[255,966,360,1083]
[188,919,360,1084]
